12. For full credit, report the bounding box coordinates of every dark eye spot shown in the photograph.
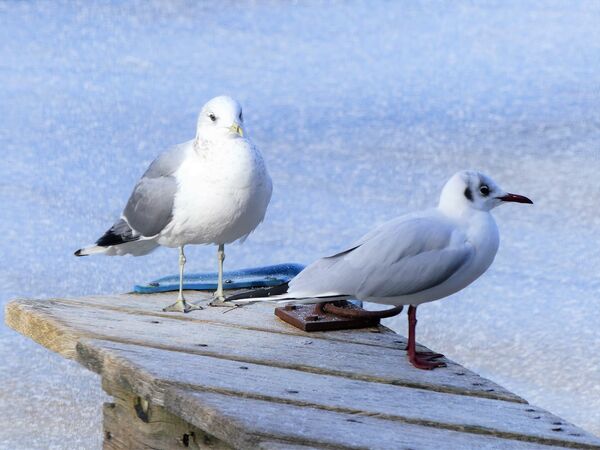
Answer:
[464,187,473,201]
[209,113,217,122]
[239,111,243,121]
[479,185,490,196]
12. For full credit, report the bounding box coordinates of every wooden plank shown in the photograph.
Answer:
[103,380,232,450]
[5,298,521,401]
[51,292,403,349]
[76,339,600,449]
[167,389,575,450]
[5,299,83,357]
[6,296,600,449]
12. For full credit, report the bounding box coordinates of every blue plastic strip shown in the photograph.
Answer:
[133,262,305,294]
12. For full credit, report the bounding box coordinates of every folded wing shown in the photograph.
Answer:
[288,214,474,300]
[122,144,186,237]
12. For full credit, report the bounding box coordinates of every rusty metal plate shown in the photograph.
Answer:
[274,303,382,332]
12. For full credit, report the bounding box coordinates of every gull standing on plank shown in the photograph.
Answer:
[75,96,272,313]
[231,171,532,369]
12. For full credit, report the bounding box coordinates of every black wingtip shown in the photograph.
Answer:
[96,218,139,247]
[226,282,290,301]
[74,249,86,257]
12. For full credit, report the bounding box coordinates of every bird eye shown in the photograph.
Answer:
[239,111,243,121]
[208,113,217,122]
[479,185,490,196]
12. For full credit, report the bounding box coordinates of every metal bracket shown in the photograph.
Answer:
[274,301,403,332]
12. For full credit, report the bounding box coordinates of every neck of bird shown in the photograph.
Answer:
[438,200,489,226]
[194,134,219,151]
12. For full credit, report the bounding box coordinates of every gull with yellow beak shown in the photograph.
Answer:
[75,95,272,312]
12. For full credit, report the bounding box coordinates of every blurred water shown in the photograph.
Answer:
[1,1,599,447]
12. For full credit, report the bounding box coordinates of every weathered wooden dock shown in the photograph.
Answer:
[5,291,600,449]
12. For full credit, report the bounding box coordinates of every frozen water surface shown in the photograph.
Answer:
[1,1,599,447]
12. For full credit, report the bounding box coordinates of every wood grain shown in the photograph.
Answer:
[103,380,231,450]
[6,294,600,450]
[168,389,575,450]
[77,339,600,449]
[5,298,521,402]
[54,292,402,348]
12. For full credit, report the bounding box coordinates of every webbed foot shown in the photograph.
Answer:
[408,352,447,370]
[209,297,239,308]
[162,299,203,313]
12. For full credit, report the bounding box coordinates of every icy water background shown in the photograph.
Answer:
[1,1,599,447]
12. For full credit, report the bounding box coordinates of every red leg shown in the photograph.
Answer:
[407,305,446,370]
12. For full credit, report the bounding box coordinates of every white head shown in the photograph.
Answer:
[439,170,532,215]
[196,95,245,140]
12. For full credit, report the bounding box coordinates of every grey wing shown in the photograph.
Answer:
[354,240,473,299]
[123,144,187,237]
[289,215,474,299]
[323,213,422,259]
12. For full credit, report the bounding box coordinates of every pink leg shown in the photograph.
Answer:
[407,305,446,370]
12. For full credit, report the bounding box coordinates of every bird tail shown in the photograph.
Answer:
[74,218,158,257]
[226,282,291,303]
[227,284,349,306]
[74,245,109,257]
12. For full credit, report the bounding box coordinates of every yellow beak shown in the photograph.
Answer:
[229,123,244,137]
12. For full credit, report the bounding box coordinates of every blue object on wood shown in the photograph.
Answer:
[134,263,305,294]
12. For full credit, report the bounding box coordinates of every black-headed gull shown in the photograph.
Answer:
[75,96,273,313]
[231,170,532,369]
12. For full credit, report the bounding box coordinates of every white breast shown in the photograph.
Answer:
[158,138,272,247]
[403,211,500,306]
[366,211,500,307]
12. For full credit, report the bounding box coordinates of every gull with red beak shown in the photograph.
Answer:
[230,170,532,370]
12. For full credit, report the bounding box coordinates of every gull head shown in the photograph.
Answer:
[439,170,533,215]
[197,95,245,140]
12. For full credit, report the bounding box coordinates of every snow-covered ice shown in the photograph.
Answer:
[1,1,599,448]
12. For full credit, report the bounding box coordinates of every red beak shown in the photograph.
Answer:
[498,193,533,204]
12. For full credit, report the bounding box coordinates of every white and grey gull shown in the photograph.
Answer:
[75,95,272,313]
[230,170,532,369]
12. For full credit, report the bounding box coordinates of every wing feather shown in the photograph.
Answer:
[289,214,473,300]
[123,144,187,237]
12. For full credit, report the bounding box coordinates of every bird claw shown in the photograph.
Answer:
[162,299,203,313]
[409,352,447,370]
[417,351,445,360]
[209,298,239,308]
